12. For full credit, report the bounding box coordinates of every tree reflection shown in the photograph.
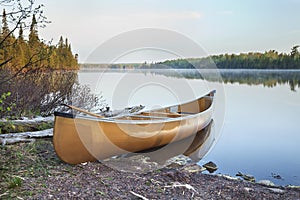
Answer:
[219,70,300,91]
[139,69,300,92]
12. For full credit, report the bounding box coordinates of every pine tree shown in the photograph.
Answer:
[1,9,14,67]
[27,14,43,70]
[29,14,39,45]
[15,25,27,68]
[18,25,24,41]
[65,38,68,49]
[58,36,64,49]
[1,9,10,38]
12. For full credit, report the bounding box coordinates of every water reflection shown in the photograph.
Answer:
[219,70,300,91]
[134,69,300,91]
[102,120,216,173]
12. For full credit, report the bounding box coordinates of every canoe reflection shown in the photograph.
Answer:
[136,119,214,163]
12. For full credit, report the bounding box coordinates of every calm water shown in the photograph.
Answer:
[78,69,300,186]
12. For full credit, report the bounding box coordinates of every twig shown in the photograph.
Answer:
[129,191,149,200]
[0,191,9,197]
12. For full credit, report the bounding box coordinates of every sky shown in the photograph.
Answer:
[37,0,300,63]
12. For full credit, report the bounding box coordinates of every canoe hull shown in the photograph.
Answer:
[53,91,215,164]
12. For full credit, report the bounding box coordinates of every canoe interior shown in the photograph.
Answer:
[109,91,214,121]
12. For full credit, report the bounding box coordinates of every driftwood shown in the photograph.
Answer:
[0,116,54,134]
[0,116,54,124]
[0,128,53,145]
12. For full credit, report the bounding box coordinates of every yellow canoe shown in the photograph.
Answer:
[53,90,216,164]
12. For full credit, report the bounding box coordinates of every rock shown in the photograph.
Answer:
[287,185,300,189]
[236,172,255,182]
[217,174,239,181]
[168,155,191,166]
[183,165,206,173]
[203,161,218,173]
[258,180,275,187]
[271,173,283,180]
[243,187,253,192]
[268,188,285,194]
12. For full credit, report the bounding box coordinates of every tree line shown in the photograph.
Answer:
[0,9,78,73]
[151,46,300,69]
[0,0,80,118]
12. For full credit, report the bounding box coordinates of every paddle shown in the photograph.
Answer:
[62,104,104,118]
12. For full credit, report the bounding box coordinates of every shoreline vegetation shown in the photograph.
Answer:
[80,45,300,70]
[0,3,104,119]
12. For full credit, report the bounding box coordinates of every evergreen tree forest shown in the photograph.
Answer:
[0,9,78,72]
[158,47,300,69]
[0,3,81,118]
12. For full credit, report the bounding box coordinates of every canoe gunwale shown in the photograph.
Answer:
[95,106,212,124]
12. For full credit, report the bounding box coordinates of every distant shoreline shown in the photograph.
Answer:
[79,47,300,70]
[79,65,300,71]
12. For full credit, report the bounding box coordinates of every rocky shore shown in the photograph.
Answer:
[1,139,300,199]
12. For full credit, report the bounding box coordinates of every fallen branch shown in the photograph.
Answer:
[0,116,54,134]
[0,116,54,124]
[0,128,53,145]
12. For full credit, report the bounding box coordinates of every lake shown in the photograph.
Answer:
[78,68,300,186]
